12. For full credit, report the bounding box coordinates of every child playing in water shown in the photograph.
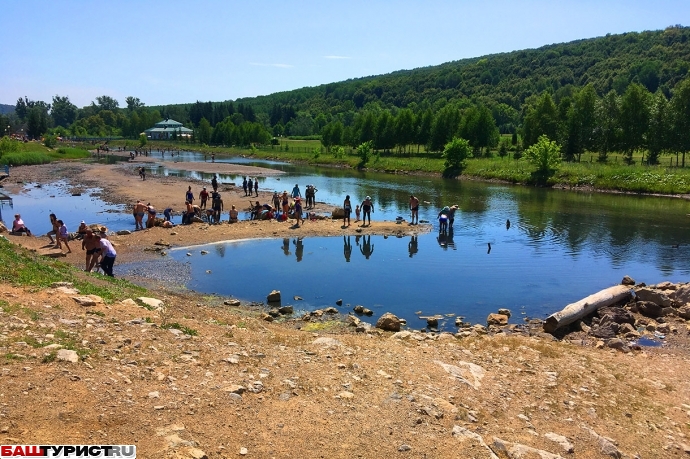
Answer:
[355,205,361,222]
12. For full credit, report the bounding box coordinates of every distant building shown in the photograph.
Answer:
[144,119,193,140]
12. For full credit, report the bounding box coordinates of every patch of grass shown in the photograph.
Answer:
[161,322,198,336]
[86,310,105,317]
[0,238,145,303]
[42,352,57,363]
[4,353,22,361]
[236,321,247,329]
[301,320,342,332]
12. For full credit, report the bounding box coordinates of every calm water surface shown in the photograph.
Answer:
[8,152,690,329]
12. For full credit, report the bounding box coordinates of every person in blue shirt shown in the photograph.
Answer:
[291,184,301,199]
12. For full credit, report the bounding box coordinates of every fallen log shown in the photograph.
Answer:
[543,285,633,334]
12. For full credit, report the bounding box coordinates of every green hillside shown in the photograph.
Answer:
[153,26,690,135]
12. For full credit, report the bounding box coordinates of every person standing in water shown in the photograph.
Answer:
[360,196,374,226]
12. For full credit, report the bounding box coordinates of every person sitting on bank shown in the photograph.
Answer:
[228,205,239,223]
[12,214,31,236]
[76,221,89,239]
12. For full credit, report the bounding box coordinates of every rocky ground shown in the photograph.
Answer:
[0,159,690,457]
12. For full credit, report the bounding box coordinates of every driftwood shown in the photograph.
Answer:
[543,285,633,334]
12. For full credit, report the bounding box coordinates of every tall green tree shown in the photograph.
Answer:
[670,78,690,167]
[26,106,49,139]
[619,83,651,164]
[459,105,499,155]
[125,96,144,111]
[415,109,433,153]
[51,95,78,128]
[594,90,621,162]
[394,108,415,154]
[428,105,461,152]
[95,95,119,112]
[522,93,558,148]
[197,117,212,144]
[646,90,670,164]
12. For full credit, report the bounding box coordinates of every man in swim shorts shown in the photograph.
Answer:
[134,200,147,230]
[199,186,209,209]
[82,229,101,272]
[409,195,420,225]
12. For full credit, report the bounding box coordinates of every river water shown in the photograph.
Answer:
[140,151,690,329]
[8,152,690,330]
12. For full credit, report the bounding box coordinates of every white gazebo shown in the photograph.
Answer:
[144,119,193,140]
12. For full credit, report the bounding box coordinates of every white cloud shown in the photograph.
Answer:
[324,55,351,60]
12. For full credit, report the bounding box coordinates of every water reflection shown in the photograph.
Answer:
[344,236,353,262]
[359,235,374,259]
[281,238,291,256]
[294,237,304,262]
[408,236,418,258]
[437,228,456,250]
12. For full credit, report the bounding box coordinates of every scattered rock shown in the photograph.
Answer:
[376,312,402,332]
[72,296,98,307]
[621,275,635,286]
[56,349,79,363]
[267,290,281,302]
[582,425,621,458]
[544,432,574,454]
[435,360,486,390]
[222,385,246,395]
[598,306,635,325]
[426,317,438,328]
[183,448,207,459]
[335,299,343,306]
[260,313,274,322]
[278,305,293,314]
[636,288,672,308]
[493,437,563,459]
[397,444,411,452]
[200,250,209,255]
[239,447,248,455]
[116,230,132,236]
[312,337,341,346]
[324,307,338,314]
[148,391,160,399]
[391,331,412,340]
[497,308,511,318]
[137,297,164,309]
[487,313,508,326]
[223,299,241,307]
[452,426,498,459]
[636,301,664,318]
[336,391,354,399]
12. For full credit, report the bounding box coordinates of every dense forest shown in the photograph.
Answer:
[3,26,690,163]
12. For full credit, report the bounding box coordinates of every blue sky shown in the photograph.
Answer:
[1,0,688,108]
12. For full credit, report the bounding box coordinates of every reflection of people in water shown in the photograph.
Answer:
[293,237,304,262]
[437,228,449,250]
[408,235,418,258]
[355,235,361,247]
[359,235,374,259]
[281,238,291,256]
[446,227,455,250]
[344,236,353,262]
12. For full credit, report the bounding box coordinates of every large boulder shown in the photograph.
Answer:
[591,321,619,339]
[331,208,346,219]
[597,306,635,325]
[267,290,281,303]
[636,301,664,318]
[677,305,690,320]
[376,312,402,332]
[487,313,508,326]
[635,288,672,307]
[669,284,690,304]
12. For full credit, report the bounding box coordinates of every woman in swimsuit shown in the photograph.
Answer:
[281,191,289,218]
[343,195,352,227]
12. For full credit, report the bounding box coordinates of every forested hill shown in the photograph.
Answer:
[0,104,14,115]
[225,26,690,124]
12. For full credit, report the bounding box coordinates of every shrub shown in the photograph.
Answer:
[523,135,561,173]
[44,135,57,148]
[356,141,373,168]
[443,137,471,175]
[0,136,19,155]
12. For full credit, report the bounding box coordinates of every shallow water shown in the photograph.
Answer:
[8,151,690,329]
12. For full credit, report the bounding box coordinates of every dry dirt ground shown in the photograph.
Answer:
[0,160,689,458]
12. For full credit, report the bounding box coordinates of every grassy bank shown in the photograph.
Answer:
[0,237,145,302]
[0,137,91,166]
[103,138,690,195]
